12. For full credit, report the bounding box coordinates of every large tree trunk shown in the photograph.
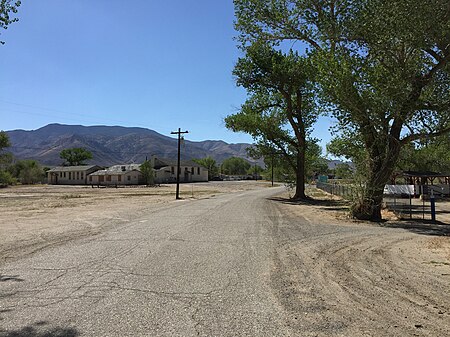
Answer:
[351,138,401,221]
[292,148,307,200]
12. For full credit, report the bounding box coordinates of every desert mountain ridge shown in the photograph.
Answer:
[5,123,254,167]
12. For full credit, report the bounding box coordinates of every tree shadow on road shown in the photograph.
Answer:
[0,322,78,337]
[268,196,450,237]
[267,196,350,212]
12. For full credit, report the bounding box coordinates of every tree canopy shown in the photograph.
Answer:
[234,0,450,220]
[140,160,155,186]
[193,157,219,180]
[0,0,21,45]
[221,157,251,176]
[60,148,93,166]
[225,42,320,199]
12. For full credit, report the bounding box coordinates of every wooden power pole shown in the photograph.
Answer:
[171,128,189,199]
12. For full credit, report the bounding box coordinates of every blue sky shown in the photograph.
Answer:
[0,0,334,150]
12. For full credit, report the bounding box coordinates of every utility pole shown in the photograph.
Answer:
[171,128,189,199]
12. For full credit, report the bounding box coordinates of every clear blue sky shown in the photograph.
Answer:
[0,0,333,149]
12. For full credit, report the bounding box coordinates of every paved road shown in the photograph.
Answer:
[1,186,290,336]
[2,186,449,337]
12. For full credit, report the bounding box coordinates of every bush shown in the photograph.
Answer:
[0,170,14,186]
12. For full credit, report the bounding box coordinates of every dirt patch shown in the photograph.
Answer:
[269,186,450,336]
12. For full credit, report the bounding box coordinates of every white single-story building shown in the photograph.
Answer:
[87,164,145,186]
[152,157,208,183]
[47,165,102,185]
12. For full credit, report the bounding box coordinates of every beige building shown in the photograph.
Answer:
[47,165,102,185]
[87,164,145,186]
[152,157,208,183]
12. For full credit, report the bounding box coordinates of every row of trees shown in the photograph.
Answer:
[0,131,47,185]
[227,0,450,221]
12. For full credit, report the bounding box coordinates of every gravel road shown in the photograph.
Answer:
[1,185,449,336]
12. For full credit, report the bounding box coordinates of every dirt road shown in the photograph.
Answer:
[1,183,449,336]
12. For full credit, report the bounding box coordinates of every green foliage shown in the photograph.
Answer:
[193,157,219,180]
[334,163,354,179]
[234,0,450,219]
[0,131,10,149]
[9,160,44,184]
[305,141,328,178]
[60,148,93,166]
[140,160,155,186]
[246,164,263,175]
[0,0,21,45]
[0,169,14,186]
[397,135,450,173]
[225,41,320,198]
[221,157,251,175]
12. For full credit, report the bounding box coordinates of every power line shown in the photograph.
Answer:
[0,99,165,130]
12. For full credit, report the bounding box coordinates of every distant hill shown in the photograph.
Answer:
[6,124,255,167]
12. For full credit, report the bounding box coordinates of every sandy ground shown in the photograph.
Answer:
[269,187,450,336]
[0,181,271,265]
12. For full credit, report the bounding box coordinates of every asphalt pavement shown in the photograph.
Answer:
[0,186,291,336]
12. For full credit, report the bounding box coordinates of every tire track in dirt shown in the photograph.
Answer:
[268,198,450,337]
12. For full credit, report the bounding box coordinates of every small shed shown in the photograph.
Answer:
[399,171,450,196]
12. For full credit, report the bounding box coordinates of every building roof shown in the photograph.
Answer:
[402,171,450,178]
[88,164,142,176]
[153,157,203,170]
[47,165,101,173]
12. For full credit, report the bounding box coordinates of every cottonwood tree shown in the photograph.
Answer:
[140,160,155,186]
[60,148,93,166]
[396,135,450,174]
[221,157,251,176]
[225,42,319,199]
[234,0,450,220]
[0,131,13,185]
[0,0,21,44]
[9,159,44,184]
[193,157,219,180]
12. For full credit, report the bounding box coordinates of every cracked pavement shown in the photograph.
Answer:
[1,186,290,336]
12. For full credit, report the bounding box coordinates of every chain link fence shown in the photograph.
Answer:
[316,182,354,200]
[316,182,442,220]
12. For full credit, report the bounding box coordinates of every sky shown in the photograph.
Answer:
[0,0,334,150]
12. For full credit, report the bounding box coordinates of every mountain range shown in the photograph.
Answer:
[5,124,254,167]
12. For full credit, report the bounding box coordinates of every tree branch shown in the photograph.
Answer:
[400,126,450,145]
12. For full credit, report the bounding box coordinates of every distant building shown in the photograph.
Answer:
[87,164,145,186]
[47,165,102,185]
[152,157,208,183]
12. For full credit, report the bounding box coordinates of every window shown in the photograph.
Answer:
[197,167,200,175]
[127,175,131,181]
[77,172,80,180]
[171,166,174,174]
[191,167,194,174]
[106,175,111,181]
[89,176,92,182]
[64,172,66,178]
[118,175,121,182]
[81,173,84,179]
[69,172,71,180]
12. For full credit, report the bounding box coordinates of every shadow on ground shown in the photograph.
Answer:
[267,196,350,212]
[0,322,78,337]
[268,196,450,237]
[382,219,450,237]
